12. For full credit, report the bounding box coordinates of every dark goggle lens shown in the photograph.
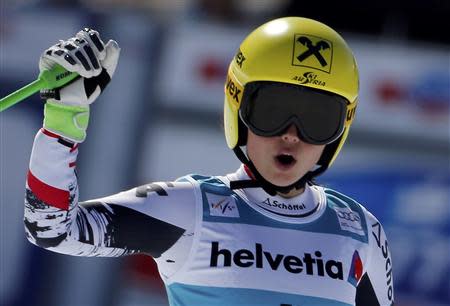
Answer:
[240,83,347,144]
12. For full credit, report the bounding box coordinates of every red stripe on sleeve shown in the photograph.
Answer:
[27,170,70,210]
[41,128,61,139]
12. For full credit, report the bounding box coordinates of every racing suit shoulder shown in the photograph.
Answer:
[324,188,395,305]
[323,188,366,215]
[322,187,370,243]
[356,207,395,306]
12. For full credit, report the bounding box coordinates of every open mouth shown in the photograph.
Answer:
[275,154,296,167]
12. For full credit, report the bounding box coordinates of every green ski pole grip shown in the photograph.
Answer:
[39,65,79,89]
[0,65,79,112]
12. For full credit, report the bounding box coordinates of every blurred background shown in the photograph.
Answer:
[0,0,449,305]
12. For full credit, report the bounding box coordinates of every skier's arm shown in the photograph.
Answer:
[24,29,196,259]
[356,211,394,306]
[25,128,196,257]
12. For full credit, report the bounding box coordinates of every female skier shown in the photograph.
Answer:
[24,17,394,305]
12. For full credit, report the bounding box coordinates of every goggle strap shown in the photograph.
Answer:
[229,179,263,191]
[231,147,278,196]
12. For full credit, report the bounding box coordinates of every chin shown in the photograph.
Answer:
[268,173,300,187]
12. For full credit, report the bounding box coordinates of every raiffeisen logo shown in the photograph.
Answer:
[209,242,344,280]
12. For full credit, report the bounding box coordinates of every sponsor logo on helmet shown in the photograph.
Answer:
[292,72,326,86]
[346,105,356,122]
[292,34,333,73]
[210,241,344,280]
[226,74,243,104]
[235,49,246,68]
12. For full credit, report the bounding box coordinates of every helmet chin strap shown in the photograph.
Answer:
[230,147,326,196]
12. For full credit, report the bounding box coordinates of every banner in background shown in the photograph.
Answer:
[351,41,449,142]
[156,22,449,143]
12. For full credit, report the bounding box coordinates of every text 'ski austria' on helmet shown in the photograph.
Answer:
[224,17,359,194]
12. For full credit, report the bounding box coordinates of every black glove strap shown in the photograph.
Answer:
[84,68,111,98]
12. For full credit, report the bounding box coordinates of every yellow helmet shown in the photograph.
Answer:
[224,16,358,176]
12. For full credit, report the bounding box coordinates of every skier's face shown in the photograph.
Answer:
[246,124,325,190]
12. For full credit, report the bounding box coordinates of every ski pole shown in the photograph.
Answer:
[0,65,79,112]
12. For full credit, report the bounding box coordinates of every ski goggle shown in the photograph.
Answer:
[239,82,350,145]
